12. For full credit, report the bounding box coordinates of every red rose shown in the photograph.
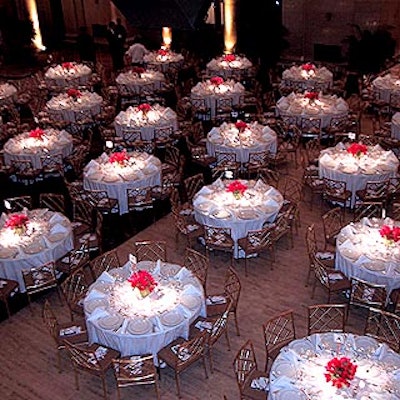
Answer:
[210,76,224,86]
[325,357,357,389]
[227,180,248,196]
[128,270,157,293]
[5,214,29,230]
[223,54,236,63]
[138,103,151,113]
[157,49,169,57]
[380,225,400,243]
[347,143,368,157]
[109,150,129,165]
[302,63,315,72]
[67,88,82,98]
[305,91,319,100]
[62,62,74,70]
[235,120,248,132]
[131,67,146,75]
[29,128,45,140]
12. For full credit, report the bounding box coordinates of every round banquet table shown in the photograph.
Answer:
[206,122,277,163]
[193,178,283,258]
[276,92,349,129]
[335,217,400,299]
[143,51,184,74]
[206,55,253,80]
[46,90,103,123]
[44,63,92,88]
[281,65,333,92]
[114,104,178,141]
[0,83,17,106]
[269,332,400,399]
[318,143,399,208]
[0,209,73,292]
[83,151,161,215]
[3,129,73,169]
[116,69,165,93]
[84,260,206,360]
[392,112,400,140]
[372,73,400,103]
[191,79,245,119]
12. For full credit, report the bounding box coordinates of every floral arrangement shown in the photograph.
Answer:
[157,49,169,57]
[235,120,248,132]
[138,103,152,114]
[128,270,157,298]
[305,91,319,100]
[67,88,82,98]
[109,150,129,166]
[5,214,29,236]
[324,357,357,389]
[379,225,400,246]
[223,54,236,63]
[29,128,45,140]
[302,63,315,72]
[210,76,224,86]
[347,143,368,157]
[62,62,75,70]
[131,66,146,75]
[227,180,248,200]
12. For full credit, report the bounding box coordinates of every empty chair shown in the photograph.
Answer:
[56,237,90,276]
[40,153,64,179]
[85,189,119,215]
[353,201,383,221]
[154,126,173,148]
[90,249,120,281]
[39,193,66,214]
[12,160,40,184]
[243,151,269,178]
[321,207,344,250]
[183,173,205,203]
[184,247,209,291]
[3,195,33,212]
[349,277,387,311]
[203,225,235,265]
[112,354,160,400]
[262,310,296,372]
[134,240,167,262]
[323,178,352,211]
[212,151,241,180]
[307,303,347,335]
[126,186,155,216]
[300,116,322,139]
[191,96,211,121]
[172,208,204,249]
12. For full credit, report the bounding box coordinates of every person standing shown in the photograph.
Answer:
[115,18,127,70]
[125,38,149,67]
[107,21,119,71]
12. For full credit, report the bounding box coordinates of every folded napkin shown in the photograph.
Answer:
[254,179,269,192]
[316,251,334,260]
[195,320,212,332]
[87,307,109,322]
[86,289,107,301]
[49,213,64,225]
[250,376,269,392]
[162,107,176,119]
[206,295,226,305]
[59,325,83,336]
[50,223,68,235]
[98,271,116,284]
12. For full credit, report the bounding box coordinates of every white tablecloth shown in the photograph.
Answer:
[0,209,73,292]
[143,51,184,74]
[372,74,400,103]
[44,63,92,88]
[319,143,399,208]
[116,69,165,93]
[193,179,283,258]
[0,83,17,105]
[114,104,178,141]
[83,151,161,215]
[46,90,103,123]
[191,79,245,118]
[281,65,333,91]
[3,129,73,168]
[335,218,400,298]
[85,260,206,359]
[206,122,277,163]
[276,92,349,129]
[206,55,253,79]
[269,332,400,399]
[391,112,400,140]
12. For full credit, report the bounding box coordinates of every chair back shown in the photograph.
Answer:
[350,277,387,310]
[60,270,88,317]
[354,201,383,221]
[204,225,234,251]
[3,195,33,212]
[22,261,58,295]
[175,330,208,369]
[134,240,167,262]
[184,247,209,289]
[127,187,154,211]
[233,340,258,394]
[64,341,102,373]
[183,173,204,202]
[307,303,347,335]
[90,249,120,280]
[39,193,66,214]
[224,267,241,312]
[322,207,343,245]
[208,301,232,347]
[43,299,59,343]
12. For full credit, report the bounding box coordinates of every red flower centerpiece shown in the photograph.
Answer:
[67,88,82,99]
[210,76,224,86]
[347,143,368,158]
[138,103,152,116]
[223,54,236,63]
[227,180,248,200]
[379,225,400,247]
[62,62,75,70]
[128,270,157,298]
[302,63,316,72]
[157,49,169,57]
[5,213,29,236]
[131,66,146,76]
[29,128,45,140]
[235,120,248,132]
[109,150,129,166]
[324,357,357,389]
[305,91,319,101]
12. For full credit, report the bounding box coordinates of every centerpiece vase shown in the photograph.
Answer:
[14,226,26,236]
[140,288,151,298]
[233,192,242,200]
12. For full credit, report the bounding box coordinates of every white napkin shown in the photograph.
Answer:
[86,289,107,301]
[250,376,269,392]
[87,307,109,321]
[254,179,269,192]
[49,213,64,224]
[98,271,116,283]
[50,223,68,235]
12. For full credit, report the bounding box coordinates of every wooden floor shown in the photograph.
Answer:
[0,144,374,400]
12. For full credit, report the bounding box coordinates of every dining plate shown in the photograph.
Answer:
[91,282,113,294]
[160,311,184,327]
[380,352,400,370]
[237,209,259,220]
[136,261,156,273]
[180,294,201,310]
[98,315,123,330]
[47,232,66,243]
[340,247,361,261]
[288,339,315,356]
[102,175,119,182]
[271,361,296,378]
[196,202,212,212]
[363,261,386,272]
[274,388,307,400]
[24,242,46,254]
[160,263,181,278]
[85,298,108,313]
[127,318,152,335]
[108,268,130,280]
[211,209,232,219]
[355,336,379,353]
[0,247,18,259]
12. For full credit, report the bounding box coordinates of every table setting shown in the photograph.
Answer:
[372,73,400,103]
[143,49,184,74]
[281,63,333,92]
[83,150,161,215]
[193,178,283,258]
[44,62,92,88]
[0,82,17,105]
[319,142,399,207]
[269,332,400,399]
[114,103,178,141]
[84,259,206,359]
[116,67,165,93]
[0,209,73,292]
[206,54,253,80]
[46,89,103,123]
[191,77,245,118]
[276,91,349,128]
[3,127,73,168]
[335,217,400,297]
[206,121,277,163]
